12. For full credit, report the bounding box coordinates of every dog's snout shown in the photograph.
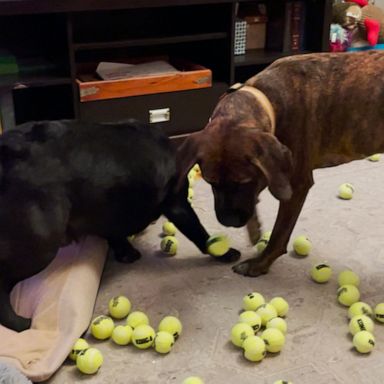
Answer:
[216,211,250,228]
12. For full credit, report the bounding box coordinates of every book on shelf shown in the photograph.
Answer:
[290,0,306,52]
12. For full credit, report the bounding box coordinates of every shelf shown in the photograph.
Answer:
[73,32,228,51]
[234,49,311,67]
[0,73,72,89]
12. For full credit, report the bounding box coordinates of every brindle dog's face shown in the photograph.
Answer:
[177,117,293,228]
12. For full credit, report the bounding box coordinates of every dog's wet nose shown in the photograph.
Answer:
[217,212,248,228]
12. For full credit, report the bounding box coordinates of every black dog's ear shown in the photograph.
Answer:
[248,131,293,201]
[175,132,203,191]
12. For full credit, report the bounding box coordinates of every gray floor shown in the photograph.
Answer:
[47,157,384,384]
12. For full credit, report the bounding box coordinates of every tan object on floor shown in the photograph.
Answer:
[0,236,108,382]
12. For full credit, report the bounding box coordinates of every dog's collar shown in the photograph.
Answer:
[226,83,276,134]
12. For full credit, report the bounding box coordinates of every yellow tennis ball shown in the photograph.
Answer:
[158,316,183,340]
[349,315,374,335]
[348,302,373,319]
[187,187,194,203]
[182,377,204,384]
[242,292,265,311]
[132,324,156,349]
[90,315,115,340]
[256,303,278,326]
[254,231,272,253]
[368,153,380,162]
[69,338,89,361]
[273,381,293,384]
[230,323,254,347]
[338,270,360,287]
[76,348,103,374]
[353,331,375,353]
[239,311,262,333]
[269,297,289,317]
[293,235,312,256]
[266,317,288,335]
[108,295,131,319]
[206,234,230,257]
[337,284,360,307]
[126,311,149,329]
[242,335,267,362]
[310,263,332,283]
[154,331,175,354]
[261,328,285,353]
[111,325,133,345]
[338,183,354,200]
[160,236,178,255]
[162,221,177,236]
[374,303,384,323]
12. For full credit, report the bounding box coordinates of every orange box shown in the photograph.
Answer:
[76,59,212,102]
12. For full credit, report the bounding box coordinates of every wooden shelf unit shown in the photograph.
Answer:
[0,0,332,134]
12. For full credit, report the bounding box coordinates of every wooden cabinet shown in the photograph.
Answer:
[0,0,331,136]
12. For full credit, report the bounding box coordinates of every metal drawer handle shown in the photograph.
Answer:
[149,108,170,123]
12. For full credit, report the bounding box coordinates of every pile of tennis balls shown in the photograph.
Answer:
[230,292,289,363]
[69,295,183,375]
[309,266,384,353]
[160,221,179,255]
[187,163,202,204]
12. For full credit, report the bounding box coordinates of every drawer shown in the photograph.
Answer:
[78,82,228,136]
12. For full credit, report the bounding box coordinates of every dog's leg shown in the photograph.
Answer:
[233,174,313,276]
[0,280,31,332]
[163,189,241,262]
[108,237,142,263]
[247,210,261,245]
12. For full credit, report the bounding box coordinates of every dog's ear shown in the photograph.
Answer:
[175,132,203,191]
[248,132,293,201]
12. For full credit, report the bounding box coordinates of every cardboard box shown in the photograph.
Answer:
[245,15,267,50]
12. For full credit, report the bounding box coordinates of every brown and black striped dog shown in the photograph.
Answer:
[177,51,384,277]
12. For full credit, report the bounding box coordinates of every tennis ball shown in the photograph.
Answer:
[368,153,380,162]
[266,317,288,335]
[69,338,89,361]
[273,381,293,384]
[374,303,384,323]
[261,328,285,353]
[254,231,272,253]
[239,311,262,333]
[243,292,265,311]
[127,235,135,241]
[293,235,311,256]
[348,302,373,319]
[230,323,254,347]
[160,236,178,255]
[256,303,278,326]
[310,263,332,283]
[126,311,149,329]
[111,325,133,345]
[338,183,354,200]
[337,284,360,307]
[76,348,103,374]
[108,295,131,319]
[338,270,360,287]
[187,187,194,203]
[132,324,156,349]
[182,377,204,384]
[192,163,202,178]
[353,331,375,353]
[269,297,289,317]
[162,221,177,236]
[242,335,266,362]
[158,316,183,340]
[90,315,115,340]
[154,331,175,354]
[349,315,374,335]
[206,234,230,257]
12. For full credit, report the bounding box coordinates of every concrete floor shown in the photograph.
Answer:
[47,157,384,384]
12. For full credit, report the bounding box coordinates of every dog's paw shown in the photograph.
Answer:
[213,247,241,263]
[114,247,142,263]
[8,316,32,332]
[232,258,269,277]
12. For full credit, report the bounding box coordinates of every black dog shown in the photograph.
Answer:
[0,119,240,332]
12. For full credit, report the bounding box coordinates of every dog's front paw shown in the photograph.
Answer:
[213,247,241,263]
[232,257,270,277]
